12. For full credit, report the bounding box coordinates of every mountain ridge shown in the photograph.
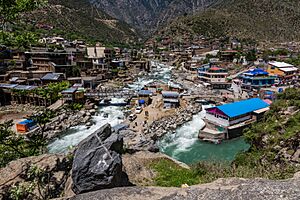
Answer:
[155,0,300,42]
[89,0,219,35]
[25,0,138,45]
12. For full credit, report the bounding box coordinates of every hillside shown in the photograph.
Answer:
[24,0,137,45]
[90,0,219,35]
[157,0,300,42]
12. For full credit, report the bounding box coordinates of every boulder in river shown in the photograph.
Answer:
[72,124,131,194]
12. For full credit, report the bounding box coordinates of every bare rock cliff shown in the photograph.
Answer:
[68,173,300,200]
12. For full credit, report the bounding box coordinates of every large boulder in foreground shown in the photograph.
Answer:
[72,124,130,194]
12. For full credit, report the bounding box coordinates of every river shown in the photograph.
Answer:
[158,107,250,164]
[48,99,124,153]
[48,62,171,153]
[48,61,249,164]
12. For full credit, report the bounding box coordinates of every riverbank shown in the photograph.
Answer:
[120,103,202,153]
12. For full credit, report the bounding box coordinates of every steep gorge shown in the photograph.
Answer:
[89,0,219,35]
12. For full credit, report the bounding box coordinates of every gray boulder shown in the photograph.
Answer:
[72,124,131,194]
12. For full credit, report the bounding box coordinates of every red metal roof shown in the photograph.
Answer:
[210,67,222,71]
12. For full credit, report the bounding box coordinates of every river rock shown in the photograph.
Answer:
[72,124,131,194]
[82,116,90,123]
[90,109,96,115]
[86,122,93,127]
[86,112,91,116]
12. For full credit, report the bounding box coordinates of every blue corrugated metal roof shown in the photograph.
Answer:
[243,68,269,76]
[19,119,34,125]
[14,85,38,90]
[0,83,18,89]
[0,84,37,90]
[215,98,269,118]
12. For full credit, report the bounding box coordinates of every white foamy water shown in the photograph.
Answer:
[48,62,172,153]
[126,62,171,90]
[48,104,124,153]
[159,105,210,159]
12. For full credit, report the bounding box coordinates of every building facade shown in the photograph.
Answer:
[198,64,230,89]
[267,61,299,83]
[241,68,276,88]
[200,98,270,141]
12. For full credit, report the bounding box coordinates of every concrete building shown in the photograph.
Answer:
[267,61,299,83]
[241,68,276,88]
[162,91,180,109]
[200,98,270,142]
[198,64,230,89]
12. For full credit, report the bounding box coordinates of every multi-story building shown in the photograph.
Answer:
[198,64,230,89]
[267,61,299,83]
[86,46,115,76]
[200,98,270,142]
[241,68,276,88]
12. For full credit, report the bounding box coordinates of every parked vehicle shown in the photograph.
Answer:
[135,106,143,114]
[128,114,137,121]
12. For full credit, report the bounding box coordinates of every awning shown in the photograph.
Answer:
[253,107,270,114]
[163,99,179,103]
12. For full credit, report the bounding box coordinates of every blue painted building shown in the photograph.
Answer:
[200,98,270,140]
[241,68,275,88]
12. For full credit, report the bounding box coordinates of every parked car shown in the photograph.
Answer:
[128,114,137,121]
[135,106,143,114]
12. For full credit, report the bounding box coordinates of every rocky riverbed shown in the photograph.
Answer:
[29,102,99,142]
[120,103,202,153]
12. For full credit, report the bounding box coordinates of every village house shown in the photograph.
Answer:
[267,61,299,83]
[82,76,103,89]
[61,87,84,103]
[198,64,230,89]
[240,68,276,89]
[1,70,52,85]
[127,60,151,74]
[41,73,65,85]
[138,90,153,105]
[220,50,238,62]
[0,84,38,106]
[200,98,270,142]
[183,60,201,71]
[162,91,180,109]
[25,49,71,71]
[86,47,107,71]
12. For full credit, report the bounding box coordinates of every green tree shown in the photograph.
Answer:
[245,49,257,61]
[35,81,70,103]
[0,120,28,166]
[29,109,55,147]
[0,109,55,167]
[0,0,47,48]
